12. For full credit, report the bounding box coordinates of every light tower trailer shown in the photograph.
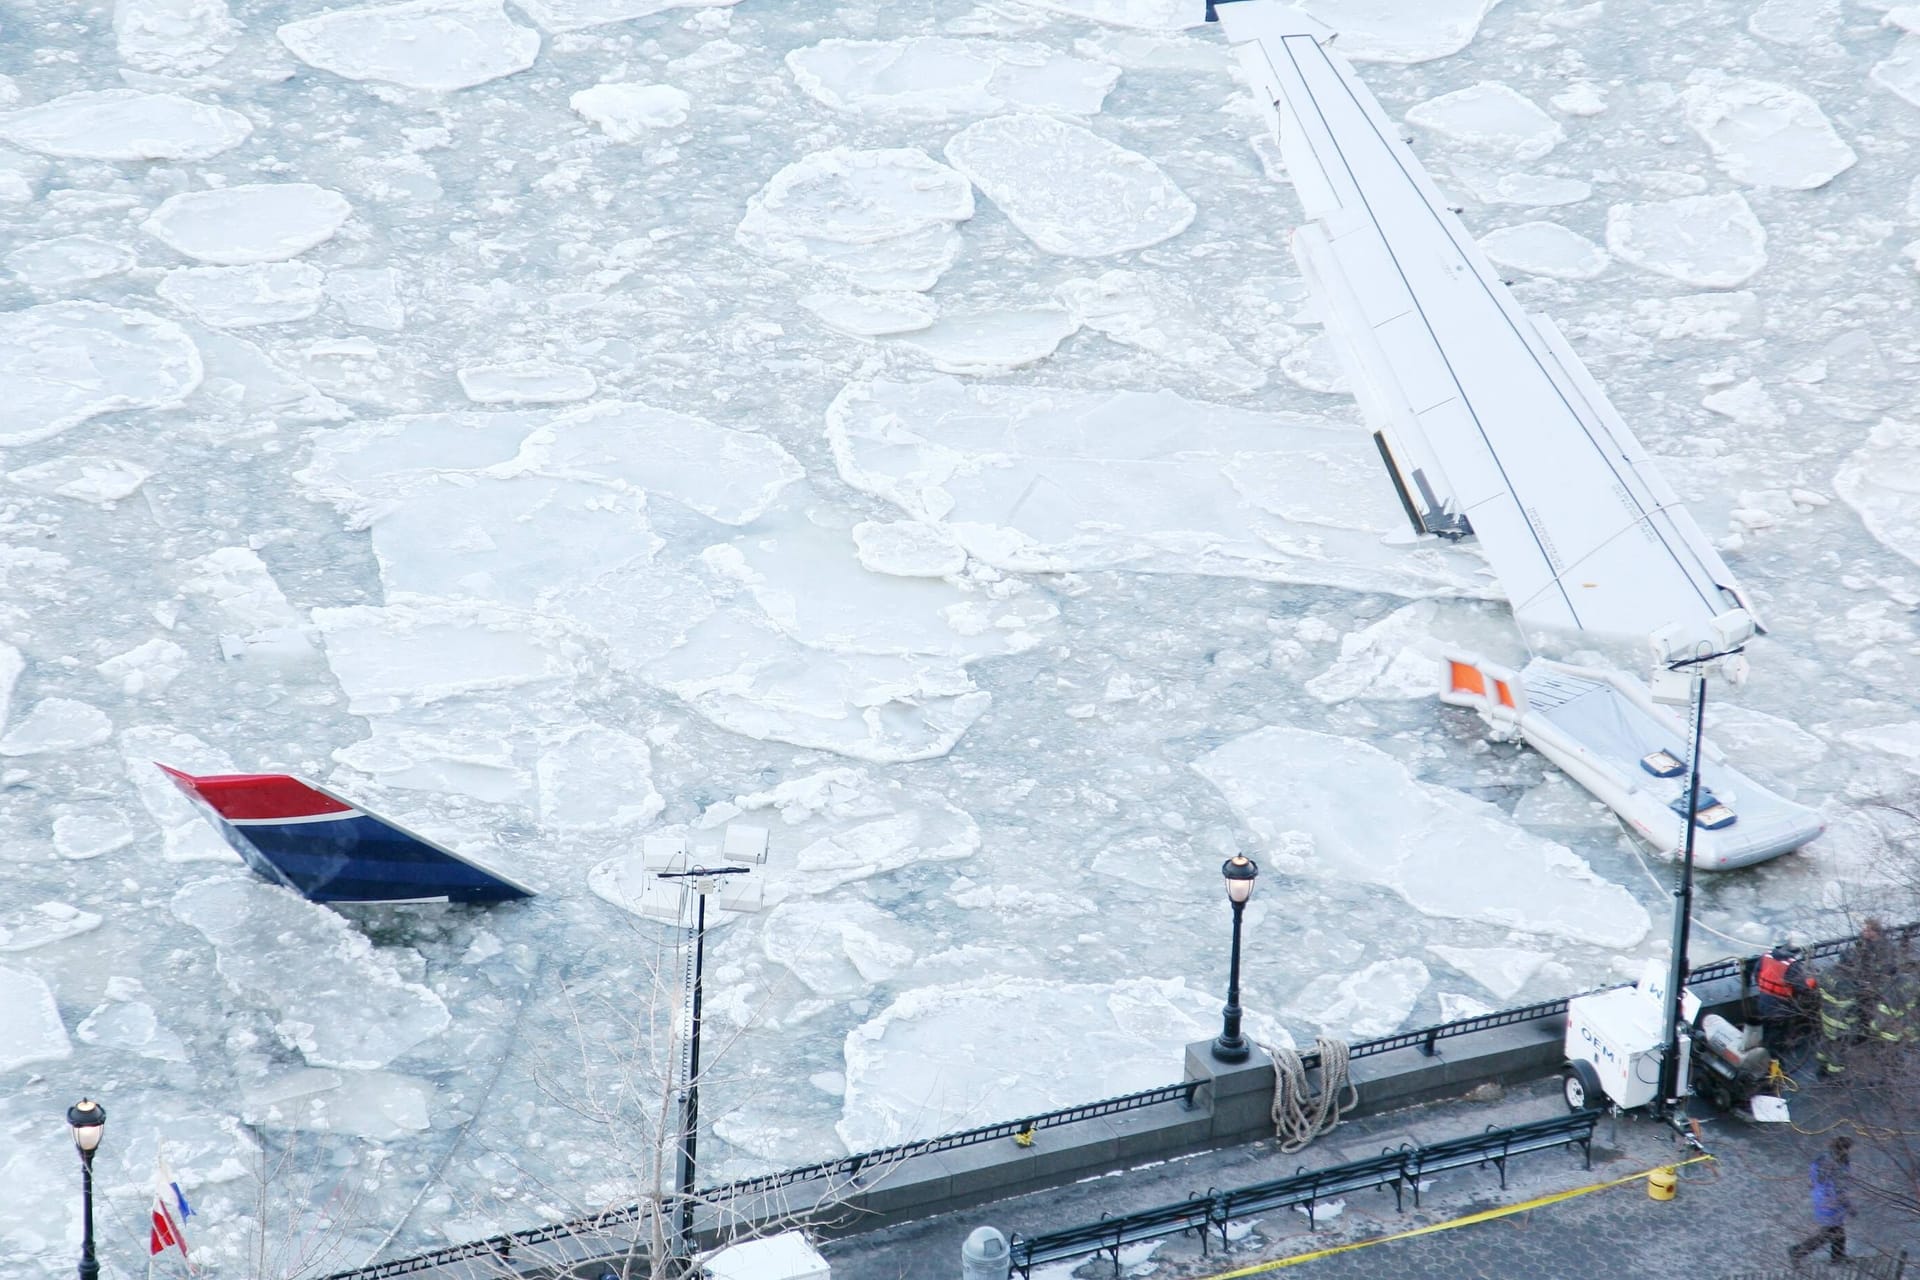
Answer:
[1562,959,1778,1115]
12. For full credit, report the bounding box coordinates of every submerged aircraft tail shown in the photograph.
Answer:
[157,764,535,904]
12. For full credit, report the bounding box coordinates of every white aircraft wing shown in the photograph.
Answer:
[1217,2,1757,653]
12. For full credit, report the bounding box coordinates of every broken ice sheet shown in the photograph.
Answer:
[786,37,1117,119]
[643,608,992,763]
[0,698,113,756]
[1835,419,1920,569]
[591,766,979,914]
[1406,82,1563,162]
[5,235,135,287]
[277,0,540,91]
[0,303,203,447]
[144,183,353,265]
[736,147,974,293]
[0,89,251,160]
[1680,72,1855,190]
[0,966,72,1070]
[837,976,1286,1150]
[115,0,237,73]
[119,725,245,864]
[1289,958,1428,1039]
[157,262,326,328]
[6,456,151,505]
[0,902,103,953]
[1479,222,1609,281]
[172,877,450,1070]
[944,114,1194,257]
[1193,726,1650,947]
[827,376,1487,598]
[1605,193,1768,289]
[890,307,1079,375]
[313,599,588,716]
[241,1068,432,1139]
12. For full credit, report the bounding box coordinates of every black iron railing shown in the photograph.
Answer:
[322,924,1897,1279]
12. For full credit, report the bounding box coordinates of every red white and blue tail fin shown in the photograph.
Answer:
[157,765,535,905]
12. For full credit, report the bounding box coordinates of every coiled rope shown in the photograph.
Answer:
[1266,1037,1358,1153]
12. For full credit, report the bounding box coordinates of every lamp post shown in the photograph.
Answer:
[655,863,751,1261]
[68,1098,106,1280]
[1212,854,1260,1063]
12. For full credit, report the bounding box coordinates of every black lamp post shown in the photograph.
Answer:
[1212,854,1260,1063]
[68,1098,106,1280]
[654,864,750,1260]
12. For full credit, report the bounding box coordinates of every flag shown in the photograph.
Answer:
[150,1145,193,1269]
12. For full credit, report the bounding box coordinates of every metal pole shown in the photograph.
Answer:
[1214,899,1250,1062]
[678,888,706,1252]
[79,1150,99,1280]
[1655,673,1706,1118]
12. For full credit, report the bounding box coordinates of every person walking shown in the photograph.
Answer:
[1789,1136,1853,1267]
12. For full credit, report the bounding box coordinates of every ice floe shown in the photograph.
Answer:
[51,807,134,860]
[158,262,326,327]
[736,147,974,292]
[570,83,690,140]
[326,267,406,330]
[277,0,540,91]
[536,725,662,830]
[1479,221,1609,280]
[241,1068,432,1139]
[5,236,136,287]
[1628,291,1762,342]
[0,967,71,1071]
[1015,0,1200,31]
[115,0,236,72]
[144,183,353,265]
[510,0,740,33]
[119,726,245,864]
[313,599,586,715]
[0,303,203,447]
[891,307,1078,374]
[1055,269,1268,391]
[76,997,189,1062]
[0,698,112,756]
[852,521,967,578]
[1301,601,1442,704]
[786,37,1117,119]
[0,902,102,953]
[97,638,189,696]
[827,376,1485,597]
[513,401,803,524]
[837,976,1283,1150]
[7,456,149,506]
[761,900,914,998]
[172,877,451,1070]
[1680,73,1855,190]
[0,150,47,204]
[944,114,1194,257]
[1290,958,1428,1039]
[802,291,936,338]
[1605,193,1768,288]
[0,89,250,160]
[1748,0,1840,48]
[1426,945,1550,1001]
[456,359,597,403]
[1406,82,1563,162]
[1873,36,1920,110]
[1836,419,1920,567]
[593,767,979,913]
[1193,727,1650,947]
[1285,0,1501,64]
[644,611,993,762]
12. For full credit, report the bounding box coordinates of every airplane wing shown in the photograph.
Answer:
[158,764,535,904]
[1217,2,1757,654]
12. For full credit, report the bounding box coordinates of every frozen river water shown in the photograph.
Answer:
[1,0,1917,1271]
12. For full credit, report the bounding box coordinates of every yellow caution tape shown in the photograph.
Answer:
[1195,1154,1715,1278]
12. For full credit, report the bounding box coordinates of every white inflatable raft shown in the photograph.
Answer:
[1439,653,1824,870]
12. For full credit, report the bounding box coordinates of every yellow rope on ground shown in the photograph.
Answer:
[1193,1155,1717,1278]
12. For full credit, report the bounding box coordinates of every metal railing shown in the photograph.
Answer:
[322,923,1896,1279]
[1007,1109,1601,1278]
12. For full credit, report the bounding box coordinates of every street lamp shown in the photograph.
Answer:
[68,1098,106,1280]
[1212,854,1260,1063]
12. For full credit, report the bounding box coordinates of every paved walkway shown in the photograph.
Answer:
[821,1075,1918,1280]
